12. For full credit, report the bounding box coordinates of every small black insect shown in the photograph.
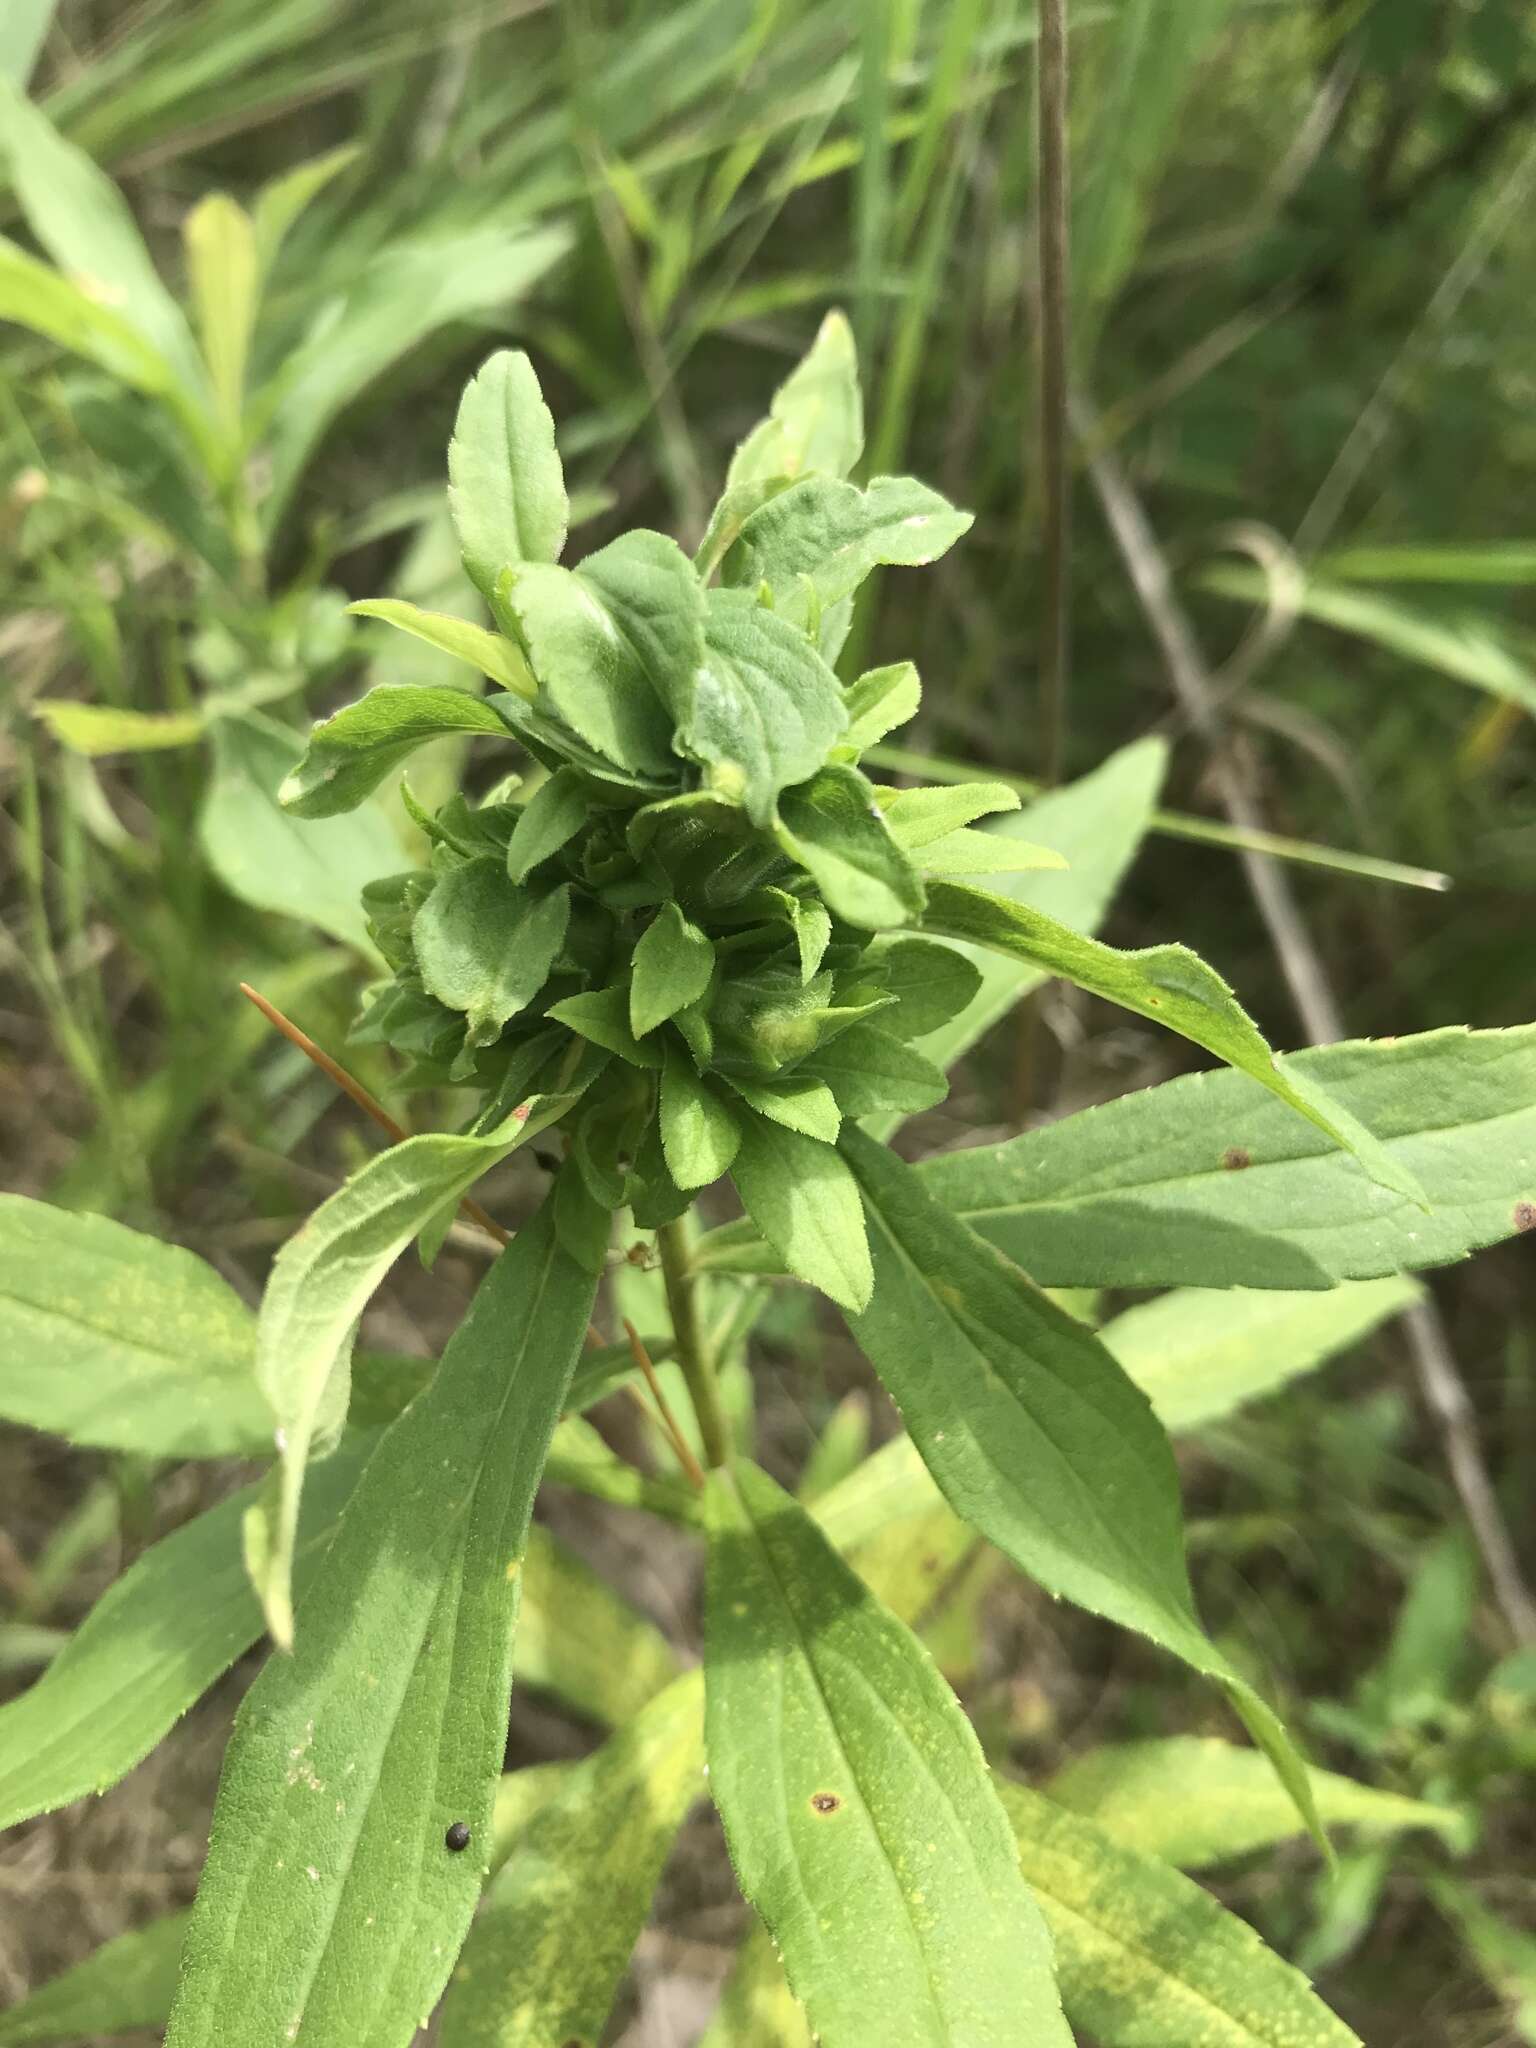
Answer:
[444,1821,472,1852]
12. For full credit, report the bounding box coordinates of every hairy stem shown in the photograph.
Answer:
[658,1215,730,1470]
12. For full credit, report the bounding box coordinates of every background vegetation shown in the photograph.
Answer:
[2,0,1534,2040]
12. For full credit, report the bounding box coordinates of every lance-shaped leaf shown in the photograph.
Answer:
[1046,1737,1459,1872]
[841,659,921,754]
[249,1095,577,1648]
[920,879,1424,1207]
[800,1021,949,1118]
[347,600,534,697]
[631,900,716,1036]
[280,684,515,818]
[777,764,925,930]
[731,1118,871,1313]
[917,1025,1536,1290]
[841,1129,1320,1840]
[916,828,1068,877]
[1099,1277,1421,1433]
[0,1195,269,1456]
[0,1909,191,2048]
[439,1675,703,2048]
[167,1204,597,2048]
[448,349,568,594]
[724,474,973,628]
[705,1463,1071,2048]
[998,1783,1360,2048]
[726,308,863,489]
[660,1043,741,1188]
[682,589,849,823]
[0,235,176,395]
[0,1444,368,1832]
[505,764,589,881]
[414,861,570,1046]
[877,781,1021,845]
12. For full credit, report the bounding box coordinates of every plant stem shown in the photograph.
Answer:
[657,1215,730,1471]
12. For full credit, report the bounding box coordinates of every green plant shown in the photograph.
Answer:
[4,313,1536,2047]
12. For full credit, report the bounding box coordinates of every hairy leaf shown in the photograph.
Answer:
[660,1045,742,1188]
[414,862,570,1045]
[801,1021,948,1118]
[280,684,513,819]
[504,765,590,880]
[632,901,716,1036]
[725,308,863,488]
[731,1119,871,1313]
[683,588,848,822]
[347,600,534,697]
[167,1206,597,2048]
[448,349,568,594]
[705,1463,1070,2048]
[842,660,921,753]
[777,764,925,929]
[725,474,972,627]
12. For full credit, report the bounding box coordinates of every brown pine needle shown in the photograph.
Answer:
[623,1318,706,1491]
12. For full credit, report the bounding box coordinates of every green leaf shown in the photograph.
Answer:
[731,1119,871,1313]
[0,1442,368,1831]
[998,1782,1360,2048]
[0,77,204,397]
[251,144,360,277]
[917,1025,1536,1289]
[901,736,1167,1091]
[0,1908,190,2047]
[699,1926,813,2048]
[199,711,401,954]
[279,684,513,819]
[347,599,534,697]
[684,588,849,823]
[865,936,982,1040]
[1100,1278,1421,1434]
[801,1021,948,1118]
[777,764,925,929]
[842,1129,1319,1838]
[921,879,1424,1208]
[516,1525,679,1725]
[259,223,570,527]
[842,660,921,753]
[725,474,973,628]
[505,765,591,880]
[631,901,716,1036]
[726,308,863,488]
[574,526,710,721]
[438,1675,703,2048]
[548,984,663,1068]
[660,1043,741,1188]
[248,1101,573,1648]
[497,554,679,778]
[916,828,1068,876]
[414,862,570,1045]
[448,349,568,595]
[0,0,57,91]
[551,1159,613,1274]
[0,1195,269,1455]
[1200,563,1536,716]
[183,192,257,443]
[167,1206,597,2048]
[704,1462,1071,2048]
[725,1071,842,1142]
[33,699,205,756]
[1046,1737,1460,1870]
[878,780,1021,847]
[0,236,173,392]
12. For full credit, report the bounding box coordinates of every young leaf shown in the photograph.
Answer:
[0,1443,368,1831]
[724,1071,842,1142]
[842,660,921,753]
[660,1043,741,1188]
[183,193,257,443]
[777,764,925,929]
[167,1205,597,2048]
[683,588,848,823]
[497,559,678,778]
[414,862,570,1045]
[249,1099,575,1648]
[726,308,864,489]
[917,1025,1536,1290]
[0,236,173,393]
[0,1909,190,2048]
[724,474,973,628]
[842,1128,1320,1838]
[731,1118,872,1313]
[448,349,568,594]
[800,1020,949,1117]
[916,827,1068,876]
[573,526,709,719]
[1100,1277,1422,1433]
[33,700,205,756]
[551,1162,612,1274]
[0,1196,269,1456]
[998,1782,1360,2048]
[505,765,591,880]
[251,144,360,276]
[867,936,982,1039]
[704,1462,1072,2048]
[631,901,716,1035]
[438,1675,703,2048]
[199,711,401,954]
[877,780,1021,846]
[1046,1737,1459,1871]
[548,984,663,1068]
[516,1525,679,1727]
[921,879,1424,1207]
[279,685,512,818]
[347,599,534,697]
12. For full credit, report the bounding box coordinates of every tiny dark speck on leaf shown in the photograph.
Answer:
[445,1821,472,1852]
[1515,1200,1536,1232]
[810,1791,841,1815]
[1222,1147,1252,1171]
